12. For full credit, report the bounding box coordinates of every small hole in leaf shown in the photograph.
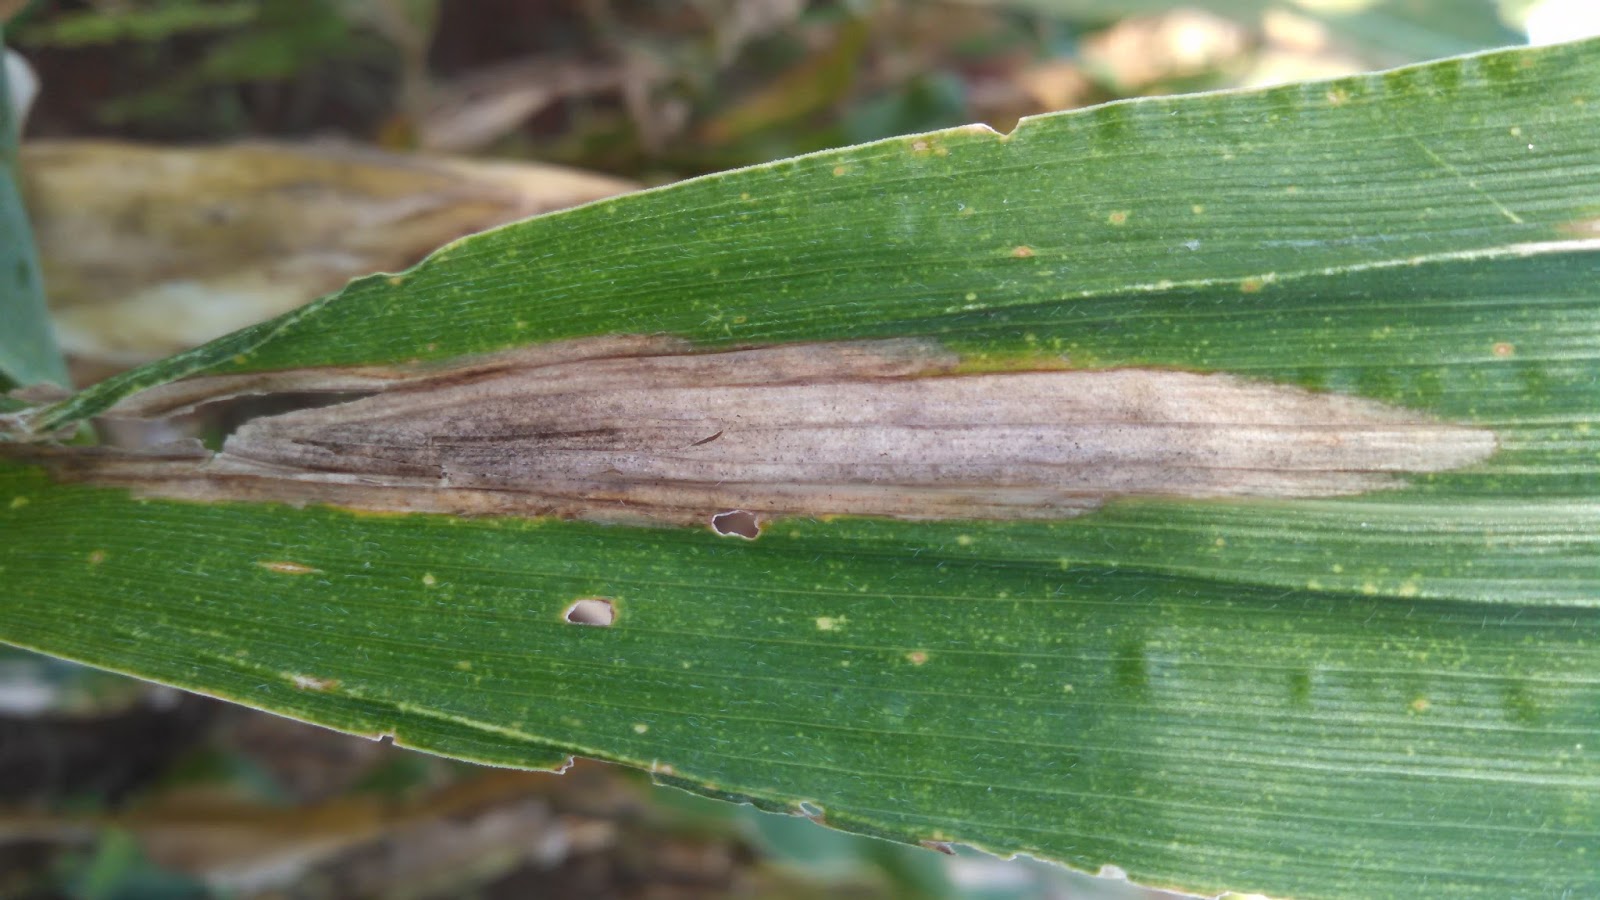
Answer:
[564,597,616,626]
[711,509,760,539]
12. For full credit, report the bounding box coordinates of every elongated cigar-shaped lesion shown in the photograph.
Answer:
[35,338,1497,527]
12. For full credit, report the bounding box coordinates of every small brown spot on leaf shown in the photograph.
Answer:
[1010,245,1035,258]
[906,651,929,666]
[1240,277,1265,293]
[920,840,956,855]
[565,597,616,627]
[1493,342,1515,358]
[1107,210,1129,225]
[87,550,106,565]
[711,509,760,539]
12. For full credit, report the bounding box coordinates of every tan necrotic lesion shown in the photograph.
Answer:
[50,338,1497,525]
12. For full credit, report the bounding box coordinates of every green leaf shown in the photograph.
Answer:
[5,39,1600,899]
[0,31,68,389]
[12,2,258,48]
